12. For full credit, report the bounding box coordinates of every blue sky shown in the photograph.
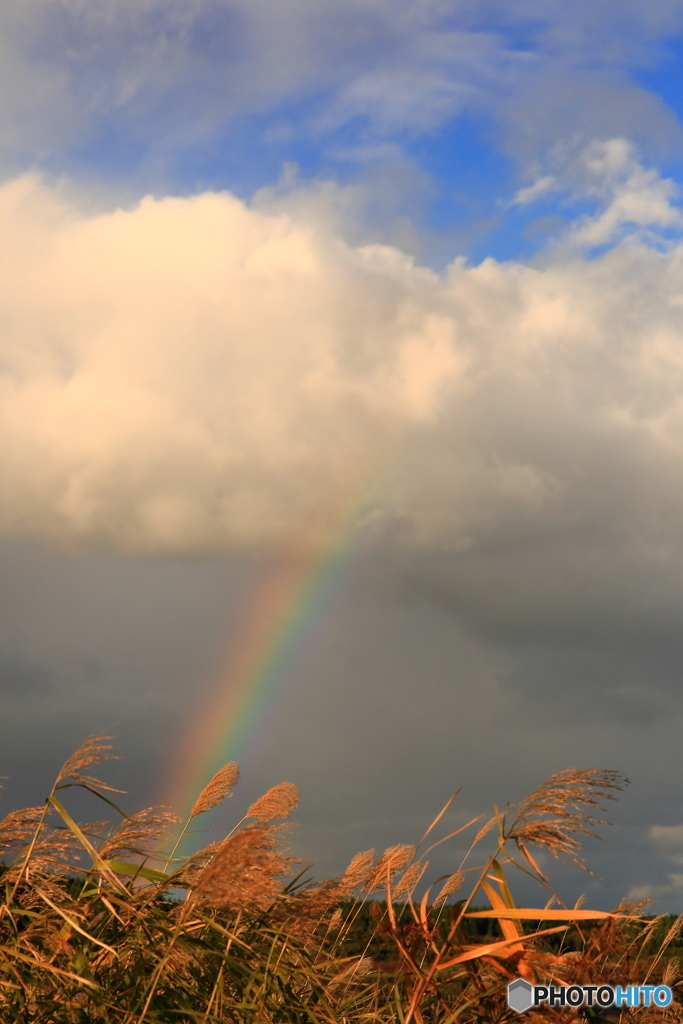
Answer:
[5,0,683,261]
[5,0,683,912]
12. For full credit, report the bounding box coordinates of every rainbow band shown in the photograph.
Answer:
[163,532,361,829]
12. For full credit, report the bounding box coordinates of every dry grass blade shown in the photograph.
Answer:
[0,946,101,990]
[33,887,119,957]
[464,908,625,920]
[507,768,628,866]
[247,782,300,821]
[416,789,461,849]
[190,761,240,818]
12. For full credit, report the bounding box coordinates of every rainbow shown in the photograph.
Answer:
[162,506,369,830]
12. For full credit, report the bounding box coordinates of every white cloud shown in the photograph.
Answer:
[627,878,683,900]
[3,159,683,564]
[627,828,683,899]
[511,175,557,206]
[0,173,467,551]
[513,139,683,247]
[570,139,683,246]
[650,825,683,855]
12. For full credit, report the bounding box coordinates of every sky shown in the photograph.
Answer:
[4,0,683,912]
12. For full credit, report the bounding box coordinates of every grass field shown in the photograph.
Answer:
[1,736,681,1022]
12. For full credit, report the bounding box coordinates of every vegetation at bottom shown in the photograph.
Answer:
[1,738,682,1022]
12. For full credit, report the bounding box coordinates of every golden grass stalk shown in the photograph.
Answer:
[398,770,630,1024]
[507,767,628,866]
[190,761,240,818]
[327,907,343,932]
[183,780,301,864]
[663,957,680,986]
[340,849,376,893]
[3,734,119,909]
[100,807,180,862]
[247,782,300,822]
[55,735,121,794]
[433,870,464,905]
[0,807,46,856]
[644,910,683,982]
[362,844,415,893]
[163,761,240,872]
[190,823,293,911]
[393,860,427,900]
[472,815,497,845]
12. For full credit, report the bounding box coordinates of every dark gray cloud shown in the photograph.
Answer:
[0,652,53,698]
[1,535,682,913]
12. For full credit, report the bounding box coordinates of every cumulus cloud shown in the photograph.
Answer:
[2,147,683,567]
[627,826,683,900]
[574,141,683,244]
[650,825,683,856]
[0,172,467,550]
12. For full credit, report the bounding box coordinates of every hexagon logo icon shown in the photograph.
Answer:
[507,978,534,1013]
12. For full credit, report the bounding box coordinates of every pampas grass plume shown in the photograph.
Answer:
[190,762,240,818]
[247,782,300,821]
